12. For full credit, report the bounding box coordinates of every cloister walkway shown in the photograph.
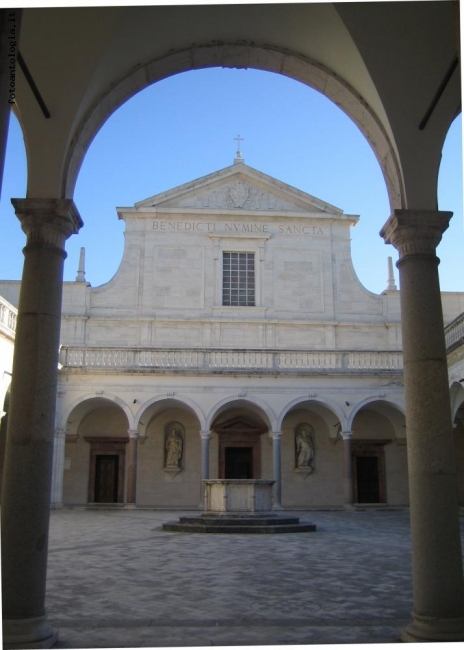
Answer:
[44,507,463,648]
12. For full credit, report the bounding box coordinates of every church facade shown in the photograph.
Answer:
[2,160,464,510]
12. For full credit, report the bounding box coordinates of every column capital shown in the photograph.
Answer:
[340,430,353,441]
[200,430,212,440]
[54,428,67,438]
[270,430,282,440]
[11,198,83,253]
[127,429,139,440]
[380,209,452,259]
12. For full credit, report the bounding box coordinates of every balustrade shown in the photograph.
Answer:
[59,345,404,373]
[0,296,17,336]
[445,312,464,350]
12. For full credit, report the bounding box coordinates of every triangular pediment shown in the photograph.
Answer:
[213,416,268,435]
[134,163,343,215]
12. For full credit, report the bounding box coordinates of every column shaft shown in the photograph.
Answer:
[341,431,353,506]
[271,432,282,508]
[381,209,464,641]
[126,430,138,505]
[1,199,82,649]
[50,429,66,509]
[200,431,211,506]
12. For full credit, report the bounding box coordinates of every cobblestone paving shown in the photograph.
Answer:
[43,508,462,648]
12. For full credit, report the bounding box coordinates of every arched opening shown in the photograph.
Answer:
[136,398,202,507]
[351,401,407,506]
[437,113,463,292]
[63,398,129,506]
[281,399,343,508]
[210,399,271,481]
[62,63,399,294]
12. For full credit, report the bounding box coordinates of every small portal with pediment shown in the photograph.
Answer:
[213,416,268,479]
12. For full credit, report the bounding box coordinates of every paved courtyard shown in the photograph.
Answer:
[43,507,463,648]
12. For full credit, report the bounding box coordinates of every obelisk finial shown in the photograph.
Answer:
[76,246,86,283]
[234,134,244,164]
[386,256,397,290]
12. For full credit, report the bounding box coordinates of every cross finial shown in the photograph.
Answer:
[234,134,243,155]
[234,134,244,163]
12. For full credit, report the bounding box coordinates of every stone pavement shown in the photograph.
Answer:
[43,507,463,648]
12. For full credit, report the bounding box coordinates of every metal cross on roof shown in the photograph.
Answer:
[234,134,244,159]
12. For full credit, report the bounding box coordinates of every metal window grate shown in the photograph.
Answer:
[222,252,255,306]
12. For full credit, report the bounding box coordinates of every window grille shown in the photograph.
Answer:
[222,252,255,306]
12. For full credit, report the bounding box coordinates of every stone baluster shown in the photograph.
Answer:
[381,209,464,641]
[50,428,67,509]
[2,198,82,649]
[126,429,139,506]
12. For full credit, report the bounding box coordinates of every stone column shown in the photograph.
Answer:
[50,429,67,509]
[341,430,353,506]
[200,430,211,505]
[126,429,139,506]
[381,209,464,641]
[271,431,282,509]
[2,198,82,649]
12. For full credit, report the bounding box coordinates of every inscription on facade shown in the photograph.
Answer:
[153,220,324,235]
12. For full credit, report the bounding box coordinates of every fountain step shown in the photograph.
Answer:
[179,515,303,526]
[162,515,316,534]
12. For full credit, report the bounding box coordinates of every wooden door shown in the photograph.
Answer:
[94,454,119,503]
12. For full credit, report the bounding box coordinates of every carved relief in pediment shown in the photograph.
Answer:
[170,181,306,211]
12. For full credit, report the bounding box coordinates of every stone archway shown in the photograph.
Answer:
[63,400,130,506]
[351,405,407,506]
[63,43,403,210]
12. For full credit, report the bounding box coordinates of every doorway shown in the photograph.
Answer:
[225,447,253,479]
[95,454,119,503]
[214,416,267,479]
[355,455,380,503]
[352,440,389,504]
[85,436,128,504]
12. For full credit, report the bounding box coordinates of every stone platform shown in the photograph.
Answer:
[162,513,316,533]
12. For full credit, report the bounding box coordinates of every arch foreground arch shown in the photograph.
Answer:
[64,43,404,210]
[1,4,463,647]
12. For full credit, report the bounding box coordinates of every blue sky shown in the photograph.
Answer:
[1,66,462,294]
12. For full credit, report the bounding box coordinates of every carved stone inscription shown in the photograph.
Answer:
[153,220,324,235]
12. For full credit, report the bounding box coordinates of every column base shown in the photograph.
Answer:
[272,503,283,510]
[400,612,464,642]
[3,615,58,649]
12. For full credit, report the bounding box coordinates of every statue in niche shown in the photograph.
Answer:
[164,423,184,469]
[295,423,315,469]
